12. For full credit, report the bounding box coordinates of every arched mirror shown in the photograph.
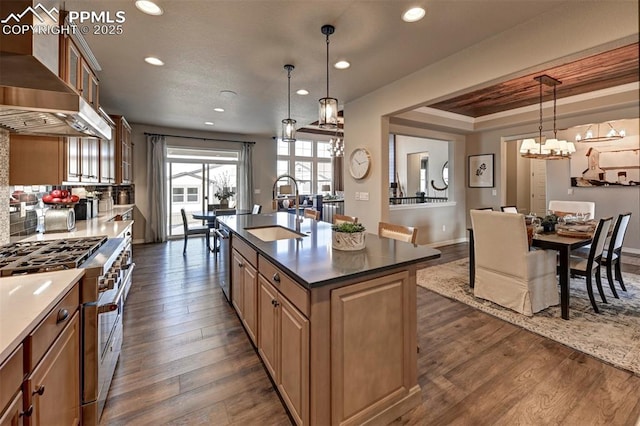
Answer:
[442,161,449,186]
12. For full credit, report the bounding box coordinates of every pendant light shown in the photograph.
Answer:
[281,64,296,142]
[319,24,338,129]
[520,74,575,160]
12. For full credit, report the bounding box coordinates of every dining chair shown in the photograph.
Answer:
[600,212,632,297]
[180,208,211,255]
[304,208,320,220]
[470,210,558,316]
[333,214,358,225]
[378,222,418,244]
[473,207,494,211]
[252,204,262,214]
[501,206,518,213]
[568,216,613,313]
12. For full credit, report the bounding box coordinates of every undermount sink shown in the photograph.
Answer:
[245,225,306,241]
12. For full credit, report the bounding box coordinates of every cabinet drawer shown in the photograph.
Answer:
[25,285,79,371]
[258,255,309,317]
[0,345,23,413]
[232,236,258,268]
[0,390,22,426]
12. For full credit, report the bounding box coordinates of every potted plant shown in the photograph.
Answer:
[541,214,558,232]
[332,222,366,251]
[213,172,236,207]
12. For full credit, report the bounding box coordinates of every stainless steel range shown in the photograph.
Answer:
[0,235,134,425]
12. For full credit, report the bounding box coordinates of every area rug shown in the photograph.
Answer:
[417,258,640,375]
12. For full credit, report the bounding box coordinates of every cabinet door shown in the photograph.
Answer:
[278,296,309,426]
[81,62,92,103]
[9,135,64,185]
[65,42,80,92]
[27,313,80,426]
[0,391,23,426]
[241,262,258,346]
[66,137,81,182]
[231,250,245,318]
[99,138,113,183]
[80,138,99,182]
[257,276,278,379]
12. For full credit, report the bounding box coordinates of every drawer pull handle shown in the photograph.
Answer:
[20,405,33,417]
[33,385,45,396]
[274,300,280,307]
[272,273,280,283]
[56,309,69,324]
[238,262,244,267]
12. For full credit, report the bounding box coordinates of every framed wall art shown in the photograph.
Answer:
[468,154,494,188]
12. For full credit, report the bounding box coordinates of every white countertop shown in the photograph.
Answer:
[0,269,84,361]
[19,204,135,242]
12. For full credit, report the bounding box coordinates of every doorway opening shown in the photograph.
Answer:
[166,147,239,237]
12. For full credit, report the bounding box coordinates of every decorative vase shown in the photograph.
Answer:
[332,231,366,251]
[220,198,229,208]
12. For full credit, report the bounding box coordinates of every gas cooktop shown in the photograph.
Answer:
[0,236,108,276]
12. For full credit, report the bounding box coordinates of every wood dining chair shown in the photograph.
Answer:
[333,214,358,225]
[180,208,211,255]
[600,212,632,297]
[378,221,418,244]
[304,208,320,220]
[568,216,613,313]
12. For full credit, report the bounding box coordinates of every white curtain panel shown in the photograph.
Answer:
[238,143,253,211]
[145,134,167,242]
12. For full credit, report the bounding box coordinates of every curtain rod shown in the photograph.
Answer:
[144,132,255,144]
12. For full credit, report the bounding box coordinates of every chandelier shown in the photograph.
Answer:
[575,122,626,143]
[281,64,296,142]
[520,75,575,160]
[319,24,338,129]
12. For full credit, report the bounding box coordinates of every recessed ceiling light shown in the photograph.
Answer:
[135,0,163,16]
[334,61,350,69]
[144,56,164,66]
[402,7,426,22]
[204,121,214,126]
[213,107,225,112]
[296,89,309,95]
[220,90,237,98]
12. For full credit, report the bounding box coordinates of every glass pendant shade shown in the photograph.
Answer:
[319,97,338,128]
[319,25,338,129]
[282,64,296,142]
[282,118,296,142]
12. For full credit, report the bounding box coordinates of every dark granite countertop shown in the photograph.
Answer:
[217,212,441,288]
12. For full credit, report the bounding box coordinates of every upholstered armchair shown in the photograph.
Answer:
[470,210,559,316]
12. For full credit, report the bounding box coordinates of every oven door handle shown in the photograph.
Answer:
[98,274,127,315]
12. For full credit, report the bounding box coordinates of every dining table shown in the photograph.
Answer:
[467,227,592,320]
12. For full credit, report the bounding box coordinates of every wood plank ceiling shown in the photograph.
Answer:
[426,42,639,118]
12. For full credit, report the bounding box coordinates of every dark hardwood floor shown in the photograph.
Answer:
[100,238,640,425]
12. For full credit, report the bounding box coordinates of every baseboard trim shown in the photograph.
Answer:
[427,237,468,248]
[623,247,640,256]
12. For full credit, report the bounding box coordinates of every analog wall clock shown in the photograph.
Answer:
[349,147,372,180]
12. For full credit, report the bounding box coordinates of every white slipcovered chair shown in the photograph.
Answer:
[470,210,559,316]
[548,200,595,219]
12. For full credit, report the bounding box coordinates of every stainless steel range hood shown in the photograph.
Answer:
[0,54,112,140]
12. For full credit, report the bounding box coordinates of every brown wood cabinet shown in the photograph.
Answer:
[231,248,258,346]
[9,135,65,185]
[60,36,99,110]
[0,391,23,426]
[25,313,80,426]
[229,234,420,426]
[258,276,309,425]
[110,115,132,185]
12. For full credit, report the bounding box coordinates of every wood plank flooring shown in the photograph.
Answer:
[100,237,640,425]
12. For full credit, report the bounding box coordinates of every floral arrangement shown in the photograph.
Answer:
[213,172,235,201]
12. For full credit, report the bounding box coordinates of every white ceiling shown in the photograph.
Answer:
[68,0,574,137]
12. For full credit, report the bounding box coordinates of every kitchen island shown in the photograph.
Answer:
[217,213,440,426]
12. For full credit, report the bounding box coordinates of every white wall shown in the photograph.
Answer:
[344,1,638,245]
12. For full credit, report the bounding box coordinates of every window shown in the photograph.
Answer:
[277,138,333,195]
[172,186,199,203]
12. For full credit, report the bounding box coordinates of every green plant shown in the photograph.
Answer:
[332,222,366,233]
[541,214,558,225]
[212,171,236,200]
